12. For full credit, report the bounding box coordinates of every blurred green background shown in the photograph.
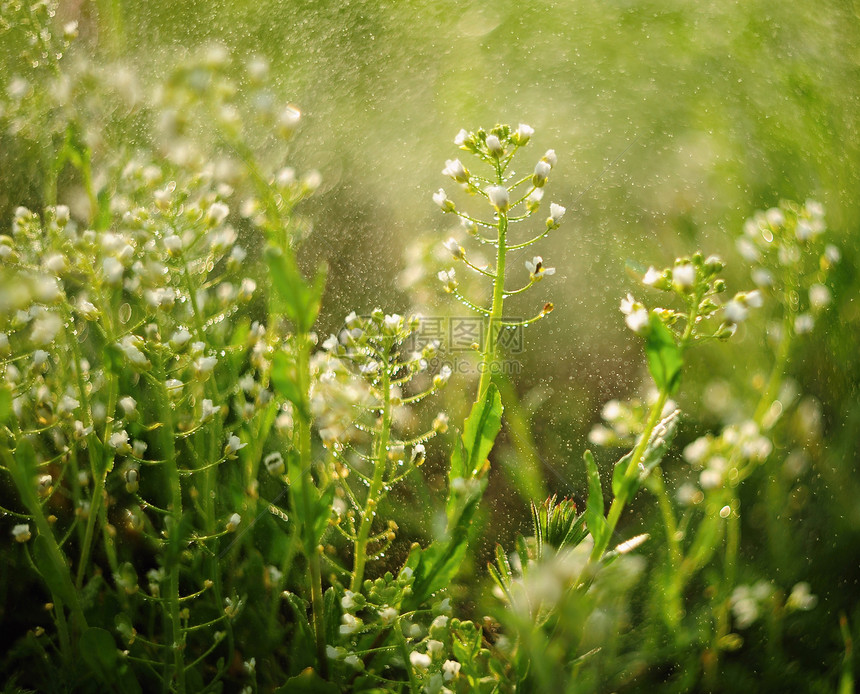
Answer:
[2,0,859,685]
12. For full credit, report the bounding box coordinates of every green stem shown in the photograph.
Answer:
[295,330,328,677]
[475,164,509,403]
[351,354,392,591]
[153,356,186,694]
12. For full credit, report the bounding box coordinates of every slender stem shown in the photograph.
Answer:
[352,353,392,591]
[295,330,328,677]
[475,163,509,402]
[153,354,186,694]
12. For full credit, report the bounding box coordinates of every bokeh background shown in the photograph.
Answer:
[2,0,859,686]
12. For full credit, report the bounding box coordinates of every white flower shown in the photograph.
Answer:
[642,266,662,286]
[442,659,461,681]
[809,284,831,310]
[723,299,748,324]
[765,207,785,227]
[12,524,31,543]
[30,311,63,345]
[378,606,398,624]
[109,430,132,455]
[78,298,100,321]
[543,149,558,168]
[672,263,696,291]
[427,639,444,656]
[169,328,193,351]
[795,313,814,334]
[225,434,246,457]
[264,451,285,475]
[58,394,81,415]
[194,355,218,379]
[736,238,760,262]
[433,188,455,212]
[547,203,566,228]
[525,256,555,281]
[443,237,464,259]
[525,187,544,212]
[514,123,534,145]
[201,399,220,422]
[787,582,817,611]
[238,278,256,302]
[434,365,452,387]
[205,202,230,227]
[485,134,503,157]
[226,513,241,532]
[119,396,138,418]
[453,128,469,147]
[102,257,124,286]
[437,268,457,293]
[0,333,9,357]
[751,268,773,287]
[485,185,509,212]
[620,294,649,334]
[118,335,150,368]
[43,253,67,273]
[442,158,469,183]
[745,290,763,308]
[532,160,551,187]
[339,613,362,635]
[163,234,183,256]
[409,651,432,670]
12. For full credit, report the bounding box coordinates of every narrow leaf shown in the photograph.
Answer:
[644,314,684,394]
[584,450,608,547]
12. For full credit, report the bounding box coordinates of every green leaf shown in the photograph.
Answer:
[0,384,11,423]
[32,535,76,610]
[450,385,503,482]
[644,314,684,394]
[79,627,118,683]
[276,668,340,694]
[583,451,608,547]
[265,247,326,333]
[612,450,632,498]
[271,350,309,419]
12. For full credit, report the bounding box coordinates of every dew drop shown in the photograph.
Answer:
[118,303,132,324]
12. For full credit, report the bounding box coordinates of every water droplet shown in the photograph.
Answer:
[119,303,132,324]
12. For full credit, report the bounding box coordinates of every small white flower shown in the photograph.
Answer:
[339,613,362,635]
[454,129,469,146]
[765,207,785,228]
[109,430,132,455]
[485,186,509,212]
[427,639,444,656]
[30,311,63,346]
[532,159,551,187]
[787,582,817,611]
[514,123,534,145]
[58,394,80,415]
[205,202,230,227]
[201,398,220,422]
[163,234,183,256]
[378,606,398,624]
[543,149,558,168]
[442,659,461,681]
[0,333,9,357]
[12,524,31,543]
[525,256,555,281]
[102,257,124,286]
[751,268,773,287]
[343,654,363,670]
[443,237,464,260]
[672,263,696,291]
[238,278,256,302]
[795,313,814,334]
[745,290,763,308]
[226,513,241,532]
[78,298,100,321]
[620,294,649,334]
[437,268,458,293]
[485,134,503,157]
[194,355,218,379]
[433,188,455,212]
[43,253,67,273]
[442,158,469,183]
[723,299,749,324]
[547,203,566,228]
[642,266,662,286]
[409,651,432,670]
[434,365,452,388]
[809,284,831,310]
[119,396,138,418]
[225,434,246,458]
[526,187,544,212]
[264,451,285,475]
